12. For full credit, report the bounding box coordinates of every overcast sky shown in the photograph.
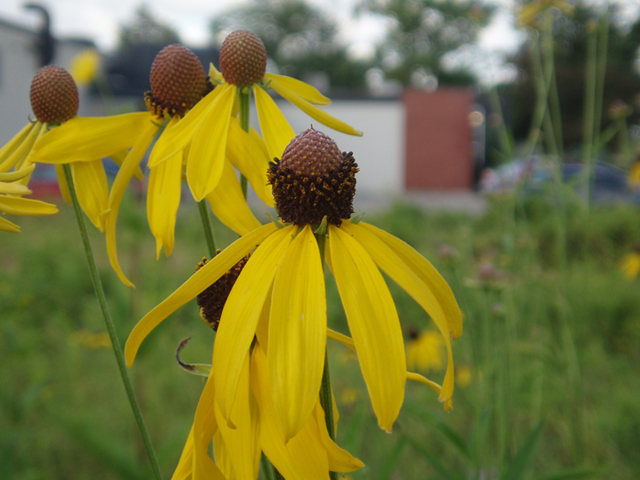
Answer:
[0,0,524,56]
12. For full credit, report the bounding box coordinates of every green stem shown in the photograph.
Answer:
[197,200,217,258]
[314,229,338,480]
[61,164,163,480]
[260,453,276,480]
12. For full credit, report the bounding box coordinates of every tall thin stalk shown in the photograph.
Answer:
[62,164,163,480]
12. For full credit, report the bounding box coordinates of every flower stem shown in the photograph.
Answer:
[314,229,338,480]
[61,164,163,480]
[260,453,276,480]
[197,200,217,258]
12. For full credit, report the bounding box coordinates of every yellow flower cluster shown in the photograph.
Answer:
[1,30,462,479]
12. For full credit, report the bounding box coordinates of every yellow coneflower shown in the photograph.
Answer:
[69,48,101,86]
[32,45,267,286]
[620,246,640,280]
[150,30,361,202]
[406,329,445,373]
[125,129,462,443]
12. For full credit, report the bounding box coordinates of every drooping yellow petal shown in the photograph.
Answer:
[0,181,31,196]
[253,85,296,161]
[359,222,462,339]
[147,150,182,258]
[328,225,406,432]
[0,123,34,170]
[15,123,48,183]
[31,113,154,163]
[226,118,274,206]
[250,344,331,480]
[70,159,109,231]
[213,225,294,422]
[192,369,225,480]
[209,63,224,83]
[267,76,362,136]
[172,427,195,480]
[55,164,72,205]
[265,73,331,105]
[125,222,278,366]
[269,225,326,441]
[313,402,364,473]
[0,164,35,182]
[0,195,58,216]
[110,149,143,180]
[214,353,260,480]
[344,222,456,403]
[0,216,21,233]
[149,85,229,167]
[187,85,236,201]
[0,122,42,174]
[205,158,261,236]
[104,122,159,287]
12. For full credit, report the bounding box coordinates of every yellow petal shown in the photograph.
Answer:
[269,225,326,441]
[265,73,331,105]
[209,63,224,83]
[15,123,47,182]
[0,181,31,196]
[328,225,406,432]
[110,149,143,181]
[172,427,195,480]
[214,353,260,480]
[313,403,364,472]
[250,344,330,480]
[70,160,109,231]
[344,222,456,403]
[0,123,34,170]
[268,77,362,136]
[0,216,21,233]
[32,113,154,163]
[358,222,462,339]
[125,222,278,366]
[187,85,236,201]
[55,164,72,205]
[192,370,225,480]
[253,85,296,161]
[213,225,294,422]
[104,122,158,287]
[0,123,42,174]
[0,195,58,216]
[0,164,35,182]
[205,158,261,236]
[147,151,182,258]
[226,118,274,206]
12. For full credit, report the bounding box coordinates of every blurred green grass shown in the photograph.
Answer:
[2,192,639,479]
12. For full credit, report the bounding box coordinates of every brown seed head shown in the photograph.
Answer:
[30,66,79,124]
[280,128,343,175]
[219,30,267,86]
[149,44,207,116]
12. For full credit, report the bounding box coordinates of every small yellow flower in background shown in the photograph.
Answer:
[629,160,640,189]
[339,387,359,407]
[70,330,111,349]
[125,129,462,443]
[620,246,640,280]
[518,0,574,27]
[152,30,362,202]
[69,48,100,86]
[32,44,267,287]
[455,365,472,388]
[406,329,444,373]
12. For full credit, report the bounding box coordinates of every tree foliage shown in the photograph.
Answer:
[507,1,640,150]
[117,4,181,52]
[210,0,370,89]
[356,0,494,86]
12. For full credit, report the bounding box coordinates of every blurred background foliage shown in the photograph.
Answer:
[2,192,640,479]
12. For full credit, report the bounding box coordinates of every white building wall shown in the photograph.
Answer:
[274,99,405,199]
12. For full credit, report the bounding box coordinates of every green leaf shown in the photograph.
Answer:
[405,435,465,480]
[500,420,546,480]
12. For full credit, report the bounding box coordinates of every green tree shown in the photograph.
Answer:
[507,1,640,151]
[210,0,370,89]
[356,0,493,86]
[117,4,180,52]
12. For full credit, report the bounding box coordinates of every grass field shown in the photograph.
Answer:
[2,190,639,480]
